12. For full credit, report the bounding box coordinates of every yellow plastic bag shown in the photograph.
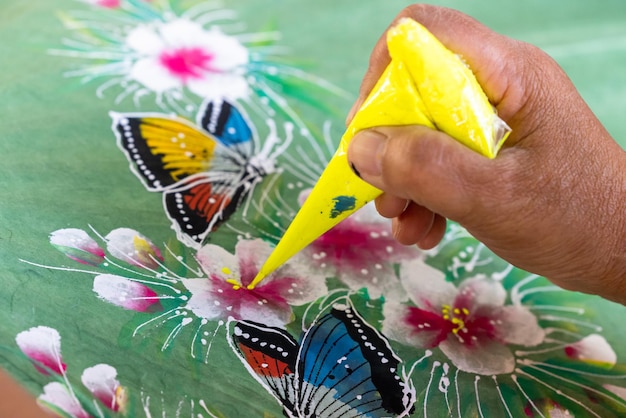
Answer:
[251,17,511,287]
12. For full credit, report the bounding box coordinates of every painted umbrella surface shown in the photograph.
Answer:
[2,1,626,417]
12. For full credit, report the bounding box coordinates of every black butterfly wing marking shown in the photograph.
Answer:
[231,320,300,416]
[163,175,250,247]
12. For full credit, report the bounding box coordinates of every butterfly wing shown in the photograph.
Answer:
[230,320,299,416]
[111,101,261,247]
[197,100,254,153]
[296,303,415,417]
[111,111,237,191]
[163,176,248,247]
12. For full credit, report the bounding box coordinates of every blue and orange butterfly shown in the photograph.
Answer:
[229,302,416,417]
[110,100,284,248]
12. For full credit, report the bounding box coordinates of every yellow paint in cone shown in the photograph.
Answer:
[248,18,510,289]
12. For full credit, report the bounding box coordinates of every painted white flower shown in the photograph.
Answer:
[383,258,545,375]
[16,326,66,375]
[125,18,249,101]
[93,274,163,312]
[81,364,126,412]
[38,382,91,418]
[183,239,327,327]
[50,228,105,266]
[53,1,348,120]
[105,228,162,269]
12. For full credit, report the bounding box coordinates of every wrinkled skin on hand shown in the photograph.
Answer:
[347,4,626,304]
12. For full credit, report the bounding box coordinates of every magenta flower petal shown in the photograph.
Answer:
[95,0,120,7]
[50,228,105,266]
[190,239,326,326]
[404,306,451,348]
[93,274,163,312]
[15,326,66,375]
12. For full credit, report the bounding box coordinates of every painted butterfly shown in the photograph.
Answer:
[230,302,415,417]
[110,100,279,248]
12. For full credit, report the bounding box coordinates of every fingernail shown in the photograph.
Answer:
[349,130,386,177]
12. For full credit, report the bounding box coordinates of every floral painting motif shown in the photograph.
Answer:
[26,222,626,417]
[39,227,327,357]
[6,0,626,417]
[123,18,250,102]
[51,0,348,119]
[383,259,545,375]
[15,326,127,417]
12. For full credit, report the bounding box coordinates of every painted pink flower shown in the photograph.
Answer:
[16,326,66,375]
[300,190,419,299]
[83,0,151,7]
[105,228,163,269]
[125,18,249,100]
[38,382,91,418]
[564,334,616,368]
[183,239,327,327]
[50,228,105,266]
[81,364,126,412]
[93,0,120,7]
[383,258,545,375]
[93,274,163,312]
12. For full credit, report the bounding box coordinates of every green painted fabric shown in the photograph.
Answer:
[2,1,626,417]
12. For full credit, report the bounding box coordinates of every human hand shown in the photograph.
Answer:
[347,4,626,303]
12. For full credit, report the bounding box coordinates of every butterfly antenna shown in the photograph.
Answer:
[240,179,259,219]
[268,122,294,160]
[278,157,318,186]
[294,143,325,174]
[258,118,280,160]
[250,199,284,233]
[257,170,283,213]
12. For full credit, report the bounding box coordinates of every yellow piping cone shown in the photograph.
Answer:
[248,18,510,288]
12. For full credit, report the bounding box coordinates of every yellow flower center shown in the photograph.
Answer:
[222,267,241,290]
[442,304,470,334]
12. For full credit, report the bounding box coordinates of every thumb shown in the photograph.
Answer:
[347,125,521,225]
